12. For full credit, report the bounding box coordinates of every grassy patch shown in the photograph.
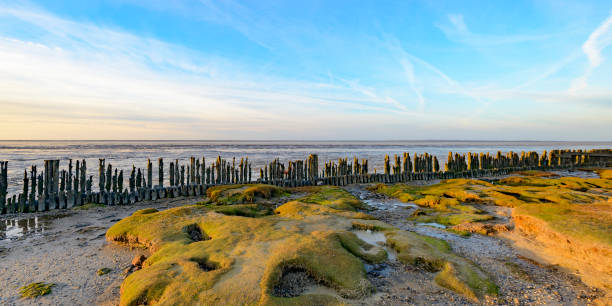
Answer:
[511,170,559,177]
[107,192,497,304]
[19,282,55,298]
[206,184,289,205]
[297,186,370,211]
[385,230,498,301]
[97,268,112,276]
[73,203,106,210]
[107,202,374,305]
[514,201,612,247]
[595,168,612,179]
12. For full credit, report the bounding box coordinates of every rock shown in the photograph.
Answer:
[132,254,146,267]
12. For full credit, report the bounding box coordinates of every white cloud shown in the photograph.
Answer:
[570,11,612,93]
[436,14,552,46]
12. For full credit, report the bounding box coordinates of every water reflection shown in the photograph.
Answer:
[0,217,47,240]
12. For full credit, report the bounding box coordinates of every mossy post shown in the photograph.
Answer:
[29,165,37,212]
[79,160,86,194]
[98,159,105,193]
[200,157,206,185]
[384,154,390,175]
[158,158,164,188]
[190,157,196,184]
[0,161,6,214]
[105,164,112,192]
[21,169,29,212]
[147,159,153,189]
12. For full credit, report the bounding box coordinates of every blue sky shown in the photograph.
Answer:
[0,0,611,140]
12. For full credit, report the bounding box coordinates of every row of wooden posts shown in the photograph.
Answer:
[0,149,610,215]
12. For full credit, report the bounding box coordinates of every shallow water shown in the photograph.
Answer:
[0,216,48,240]
[363,199,417,210]
[417,222,447,229]
[1,140,609,195]
[353,229,397,261]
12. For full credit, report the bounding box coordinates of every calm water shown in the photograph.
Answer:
[0,140,610,195]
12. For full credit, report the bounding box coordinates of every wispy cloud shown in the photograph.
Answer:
[436,14,551,46]
[570,11,612,93]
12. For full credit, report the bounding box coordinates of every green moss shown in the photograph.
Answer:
[337,231,388,264]
[275,201,375,220]
[385,230,497,301]
[72,203,106,210]
[107,202,376,305]
[206,184,289,205]
[107,187,499,304]
[298,186,370,211]
[97,267,112,276]
[595,168,612,179]
[351,220,396,231]
[19,282,55,298]
[514,201,612,247]
[213,204,273,218]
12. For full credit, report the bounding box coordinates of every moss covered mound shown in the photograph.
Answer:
[385,230,498,301]
[296,185,370,211]
[107,202,382,305]
[206,184,289,205]
[514,201,612,247]
[107,195,498,304]
[595,168,612,179]
[369,173,611,231]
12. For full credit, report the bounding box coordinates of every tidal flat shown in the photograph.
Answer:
[1,169,610,305]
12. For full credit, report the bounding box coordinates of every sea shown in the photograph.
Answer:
[0,140,610,195]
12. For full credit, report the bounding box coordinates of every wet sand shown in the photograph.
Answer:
[0,196,207,306]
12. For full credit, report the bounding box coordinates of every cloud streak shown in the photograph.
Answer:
[570,11,612,93]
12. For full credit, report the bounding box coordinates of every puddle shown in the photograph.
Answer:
[364,199,417,209]
[417,222,447,229]
[353,229,397,261]
[550,170,601,179]
[0,217,49,240]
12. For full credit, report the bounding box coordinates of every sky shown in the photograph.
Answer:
[0,0,611,140]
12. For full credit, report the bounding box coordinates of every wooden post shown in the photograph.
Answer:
[79,160,86,194]
[98,159,105,193]
[0,161,7,214]
[67,159,73,192]
[105,164,112,192]
[169,161,174,186]
[118,170,124,192]
[130,166,136,192]
[22,169,29,212]
[201,157,206,186]
[29,165,37,212]
[190,157,195,184]
[158,158,164,188]
[147,159,153,189]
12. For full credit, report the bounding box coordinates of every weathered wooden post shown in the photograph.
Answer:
[190,157,196,184]
[105,164,112,192]
[118,170,124,192]
[79,160,86,194]
[169,161,175,186]
[21,170,29,212]
[196,158,201,185]
[201,157,206,186]
[29,165,37,212]
[147,159,153,189]
[158,158,164,188]
[0,161,7,214]
[130,166,136,192]
[180,165,185,186]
